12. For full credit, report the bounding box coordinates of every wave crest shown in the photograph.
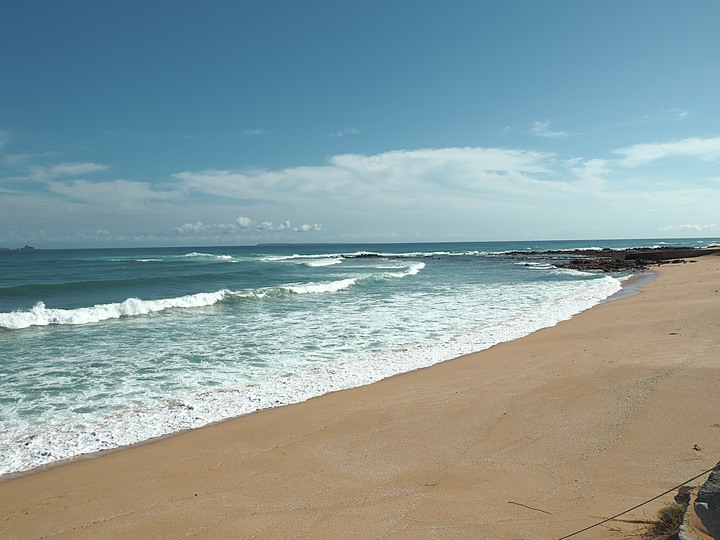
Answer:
[183,252,235,261]
[281,278,358,294]
[0,291,229,330]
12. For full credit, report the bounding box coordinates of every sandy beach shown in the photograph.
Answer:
[1,253,719,540]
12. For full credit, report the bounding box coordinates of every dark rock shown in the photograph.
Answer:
[554,257,645,272]
[342,253,384,259]
[695,462,720,539]
[676,485,697,506]
[0,245,38,253]
[522,247,720,273]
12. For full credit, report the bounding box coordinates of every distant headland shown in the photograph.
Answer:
[0,245,37,252]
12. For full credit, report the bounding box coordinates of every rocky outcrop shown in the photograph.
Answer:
[695,464,720,539]
[679,462,720,540]
[0,245,36,253]
[525,247,720,273]
[342,253,384,259]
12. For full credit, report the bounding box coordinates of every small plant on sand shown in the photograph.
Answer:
[641,501,687,539]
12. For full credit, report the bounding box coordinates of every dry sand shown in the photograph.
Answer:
[1,253,719,540]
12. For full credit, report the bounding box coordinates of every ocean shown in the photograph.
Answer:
[1,238,717,476]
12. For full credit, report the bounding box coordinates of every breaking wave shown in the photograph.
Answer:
[0,261,426,330]
[0,291,230,330]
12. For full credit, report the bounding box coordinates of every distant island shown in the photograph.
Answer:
[0,245,37,252]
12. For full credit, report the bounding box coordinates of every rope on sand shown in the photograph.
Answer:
[555,463,718,540]
[508,501,552,515]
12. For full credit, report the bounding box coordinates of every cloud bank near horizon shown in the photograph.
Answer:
[1,134,720,246]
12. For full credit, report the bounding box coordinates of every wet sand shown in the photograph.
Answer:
[1,253,719,539]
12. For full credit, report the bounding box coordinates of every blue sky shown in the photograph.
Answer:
[1,1,719,247]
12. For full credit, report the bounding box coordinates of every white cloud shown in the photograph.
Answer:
[294,224,322,232]
[328,147,551,175]
[243,129,269,136]
[530,120,571,139]
[568,158,611,186]
[176,217,319,236]
[235,216,252,229]
[256,220,290,231]
[48,179,179,206]
[615,136,720,167]
[665,107,690,120]
[5,136,720,246]
[659,223,718,232]
[173,147,558,214]
[642,108,691,122]
[176,220,240,234]
[330,127,361,137]
[29,162,109,181]
[177,222,205,233]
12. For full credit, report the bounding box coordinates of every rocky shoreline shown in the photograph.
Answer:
[512,246,720,273]
[341,246,720,272]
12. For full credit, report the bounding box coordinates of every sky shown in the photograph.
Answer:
[1,0,719,247]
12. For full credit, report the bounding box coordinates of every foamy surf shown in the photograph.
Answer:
[0,291,230,329]
[0,263,427,329]
[0,272,622,475]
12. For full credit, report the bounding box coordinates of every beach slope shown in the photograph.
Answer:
[1,254,719,539]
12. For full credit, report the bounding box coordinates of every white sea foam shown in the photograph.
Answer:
[281,278,358,294]
[263,253,344,262]
[0,262,429,330]
[0,282,355,329]
[0,291,230,330]
[304,258,343,267]
[0,273,622,475]
[107,257,163,262]
[385,261,425,277]
[265,249,501,262]
[516,261,555,269]
[183,252,235,261]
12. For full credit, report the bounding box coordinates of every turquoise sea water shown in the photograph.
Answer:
[1,238,717,475]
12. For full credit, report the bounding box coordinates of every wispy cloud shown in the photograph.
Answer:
[614,136,720,167]
[664,107,690,120]
[659,223,718,232]
[641,107,691,122]
[173,147,556,210]
[330,127,361,137]
[243,129,269,136]
[530,120,571,139]
[29,162,109,181]
[177,217,321,234]
[48,179,179,206]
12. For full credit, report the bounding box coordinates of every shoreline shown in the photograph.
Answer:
[1,254,719,539]
[0,259,622,478]
[0,268,629,482]
[602,269,656,303]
